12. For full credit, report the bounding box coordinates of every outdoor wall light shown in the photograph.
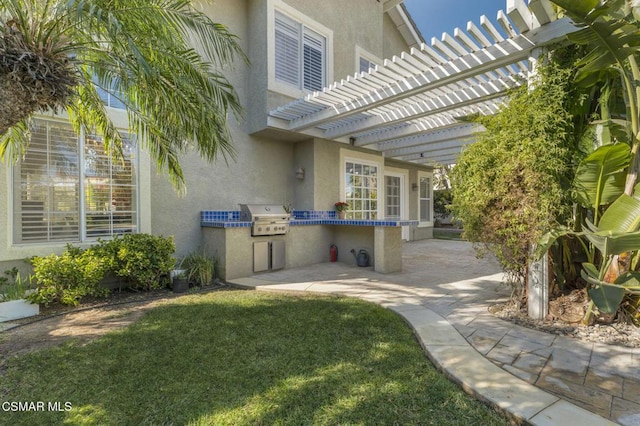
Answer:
[412,183,418,191]
[295,167,305,180]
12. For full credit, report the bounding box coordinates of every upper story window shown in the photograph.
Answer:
[96,86,125,109]
[359,57,375,74]
[355,46,380,75]
[93,76,126,110]
[275,11,326,92]
[12,119,138,244]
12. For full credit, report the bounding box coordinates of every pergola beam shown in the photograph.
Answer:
[376,123,481,152]
[268,11,577,167]
[283,18,575,133]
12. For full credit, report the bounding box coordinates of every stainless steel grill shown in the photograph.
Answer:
[239,204,290,236]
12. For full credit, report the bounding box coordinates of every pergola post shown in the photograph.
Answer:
[526,47,549,320]
[528,250,549,319]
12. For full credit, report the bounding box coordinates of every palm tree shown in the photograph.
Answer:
[0,0,245,191]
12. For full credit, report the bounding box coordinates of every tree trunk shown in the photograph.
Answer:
[0,78,42,136]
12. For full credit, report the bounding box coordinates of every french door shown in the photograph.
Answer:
[385,173,409,240]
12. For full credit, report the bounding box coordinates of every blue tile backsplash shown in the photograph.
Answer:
[291,210,336,219]
[200,210,418,228]
[200,211,240,222]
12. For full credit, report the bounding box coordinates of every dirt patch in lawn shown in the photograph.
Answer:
[0,285,230,370]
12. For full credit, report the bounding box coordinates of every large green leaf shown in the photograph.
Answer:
[585,229,640,257]
[588,284,625,314]
[573,144,630,210]
[535,228,571,259]
[551,0,640,85]
[615,271,640,291]
[552,0,598,16]
[598,194,640,232]
[582,262,599,279]
[580,268,625,314]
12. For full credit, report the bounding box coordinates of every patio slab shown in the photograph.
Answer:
[228,239,635,425]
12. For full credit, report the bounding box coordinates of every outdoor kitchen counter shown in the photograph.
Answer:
[200,211,418,280]
[200,219,419,228]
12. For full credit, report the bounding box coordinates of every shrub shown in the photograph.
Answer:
[28,234,176,305]
[180,250,215,286]
[28,246,109,306]
[450,48,592,285]
[434,190,452,220]
[99,234,175,291]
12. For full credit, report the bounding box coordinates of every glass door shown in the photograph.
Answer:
[385,173,409,240]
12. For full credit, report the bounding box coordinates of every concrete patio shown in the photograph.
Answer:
[229,239,640,425]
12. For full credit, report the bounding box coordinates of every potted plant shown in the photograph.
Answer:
[181,250,215,287]
[335,201,349,219]
[171,270,190,294]
[0,269,39,322]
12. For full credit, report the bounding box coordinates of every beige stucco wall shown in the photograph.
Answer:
[247,0,411,133]
[202,223,383,280]
[382,11,412,59]
[0,0,432,271]
[150,0,432,258]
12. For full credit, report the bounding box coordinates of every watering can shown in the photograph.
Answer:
[350,249,370,267]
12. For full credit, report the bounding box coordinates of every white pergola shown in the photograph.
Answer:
[267,0,580,166]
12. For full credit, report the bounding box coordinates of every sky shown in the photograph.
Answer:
[403,0,508,42]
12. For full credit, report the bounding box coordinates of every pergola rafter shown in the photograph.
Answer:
[268,0,579,166]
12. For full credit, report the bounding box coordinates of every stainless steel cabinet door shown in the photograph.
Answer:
[271,240,286,270]
[253,241,269,272]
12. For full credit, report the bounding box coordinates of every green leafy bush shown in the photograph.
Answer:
[28,234,176,305]
[451,48,592,284]
[98,234,175,291]
[28,246,109,306]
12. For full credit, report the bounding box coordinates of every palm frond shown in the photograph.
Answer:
[0,0,246,191]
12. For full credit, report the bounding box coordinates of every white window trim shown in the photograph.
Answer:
[384,168,408,220]
[417,170,434,227]
[267,0,334,98]
[355,45,381,74]
[340,149,383,219]
[10,117,140,245]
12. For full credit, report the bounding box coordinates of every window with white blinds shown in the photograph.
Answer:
[275,11,325,91]
[12,119,138,244]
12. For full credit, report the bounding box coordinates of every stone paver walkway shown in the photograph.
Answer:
[228,239,639,425]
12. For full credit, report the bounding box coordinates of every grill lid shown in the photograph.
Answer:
[239,204,290,221]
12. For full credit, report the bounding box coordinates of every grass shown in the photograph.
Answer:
[433,228,464,241]
[0,291,509,425]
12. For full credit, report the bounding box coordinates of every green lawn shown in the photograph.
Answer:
[0,291,508,425]
[433,228,464,241]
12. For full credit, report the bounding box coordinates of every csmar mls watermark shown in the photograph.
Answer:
[2,401,72,412]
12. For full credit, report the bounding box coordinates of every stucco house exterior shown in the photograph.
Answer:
[0,0,439,280]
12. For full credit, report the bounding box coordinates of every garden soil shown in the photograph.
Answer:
[490,289,640,348]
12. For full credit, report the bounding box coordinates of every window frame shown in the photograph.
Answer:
[417,171,433,227]
[342,156,382,220]
[11,118,139,245]
[355,45,381,74]
[268,0,333,98]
